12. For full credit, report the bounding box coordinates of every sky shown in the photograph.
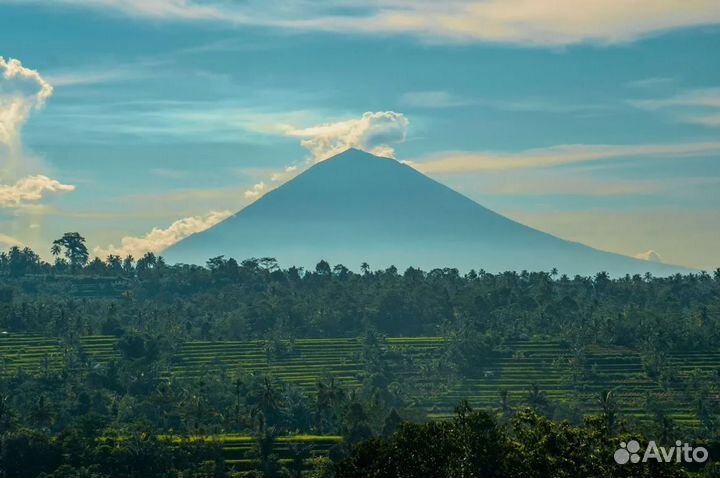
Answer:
[0,0,719,270]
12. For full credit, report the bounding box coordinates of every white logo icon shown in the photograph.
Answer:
[614,440,709,465]
[614,440,641,464]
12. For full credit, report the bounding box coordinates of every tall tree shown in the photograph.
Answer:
[52,233,89,272]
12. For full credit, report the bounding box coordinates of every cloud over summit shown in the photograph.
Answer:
[635,250,664,263]
[287,111,409,162]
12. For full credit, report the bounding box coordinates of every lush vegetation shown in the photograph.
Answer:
[1,235,719,476]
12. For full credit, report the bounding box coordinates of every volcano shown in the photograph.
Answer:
[163,148,689,275]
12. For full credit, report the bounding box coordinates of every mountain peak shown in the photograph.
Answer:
[326,147,395,162]
[164,148,691,276]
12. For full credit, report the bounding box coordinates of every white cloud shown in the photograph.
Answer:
[0,56,54,153]
[243,181,266,199]
[0,57,74,209]
[270,165,297,182]
[0,57,53,106]
[287,111,409,162]
[635,250,663,263]
[241,165,301,202]
[93,210,232,258]
[236,111,408,202]
[406,141,720,173]
[0,175,75,207]
[16,0,720,46]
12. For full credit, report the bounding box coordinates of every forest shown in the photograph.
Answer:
[1,233,719,477]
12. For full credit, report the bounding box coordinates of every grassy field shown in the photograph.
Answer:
[1,334,717,430]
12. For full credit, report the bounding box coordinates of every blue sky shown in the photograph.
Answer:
[1,0,719,269]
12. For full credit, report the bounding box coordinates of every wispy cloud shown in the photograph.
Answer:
[685,114,720,127]
[93,209,232,258]
[631,88,720,110]
[47,100,316,142]
[399,90,611,114]
[494,98,612,114]
[480,175,666,197]
[406,141,720,173]
[13,0,720,46]
[45,0,226,21]
[624,77,675,89]
[45,63,150,87]
[630,87,720,128]
[400,91,469,108]
[0,233,23,248]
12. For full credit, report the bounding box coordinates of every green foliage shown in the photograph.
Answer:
[1,241,720,476]
[337,406,691,478]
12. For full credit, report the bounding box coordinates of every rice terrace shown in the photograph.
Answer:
[3,333,719,427]
[3,305,720,474]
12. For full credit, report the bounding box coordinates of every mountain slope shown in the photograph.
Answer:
[164,149,689,275]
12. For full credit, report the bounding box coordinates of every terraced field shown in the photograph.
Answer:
[1,334,718,428]
[0,335,119,374]
[161,434,342,472]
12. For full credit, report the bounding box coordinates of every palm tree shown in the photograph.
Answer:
[122,255,134,274]
[598,390,617,435]
[29,395,53,429]
[499,388,513,417]
[654,409,675,445]
[106,254,123,273]
[251,377,281,428]
[0,391,12,432]
[249,427,284,478]
[136,252,157,275]
[525,384,548,414]
[286,442,311,478]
